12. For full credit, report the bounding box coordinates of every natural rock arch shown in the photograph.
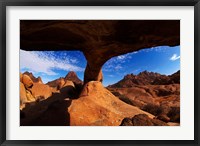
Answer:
[20,20,180,83]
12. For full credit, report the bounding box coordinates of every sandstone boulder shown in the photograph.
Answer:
[31,83,52,100]
[20,73,23,82]
[68,81,153,126]
[20,82,27,109]
[62,80,75,88]
[58,78,65,90]
[26,90,35,102]
[46,77,65,90]
[60,80,77,98]
[22,74,33,89]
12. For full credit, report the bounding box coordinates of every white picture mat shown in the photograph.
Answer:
[6,6,194,140]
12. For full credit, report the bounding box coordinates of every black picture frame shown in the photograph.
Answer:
[0,0,199,146]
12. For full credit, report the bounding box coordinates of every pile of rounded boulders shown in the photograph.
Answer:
[20,73,35,109]
[20,73,53,110]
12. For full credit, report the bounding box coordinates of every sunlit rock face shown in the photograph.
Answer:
[20,20,180,83]
[68,81,154,126]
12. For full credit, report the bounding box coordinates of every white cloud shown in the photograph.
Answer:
[170,54,180,61]
[117,55,126,60]
[103,51,137,71]
[107,74,114,77]
[20,50,84,75]
[117,51,137,61]
[132,69,141,74]
[70,58,78,64]
[115,65,122,70]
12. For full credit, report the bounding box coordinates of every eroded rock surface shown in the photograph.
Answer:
[47,71,83,90]
[24,71,43,84]
[20,73,54,109]
[107,71,180,123]
[68,81,154,126]
[31,83,52,100]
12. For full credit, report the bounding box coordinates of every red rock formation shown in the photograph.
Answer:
[20,20,180,83]
[108,70,180,88]
[68,81,154,126]
[20,73,23,82]
[22,74,33,89]
[108,71,162,87]
[23,71,43,84]
[64,71,83,85]
[20,73,36,109]
[46,71,83,91]
[108,83,180,123]
[20,82,27,109]
[169,70,180,84]
[107,71,180,123]
[46,77,65,90]
[31,83,52,100]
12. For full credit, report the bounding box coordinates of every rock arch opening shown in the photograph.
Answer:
[20,20,180,84]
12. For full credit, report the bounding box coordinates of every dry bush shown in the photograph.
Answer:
[142,104,163,116]
[118,95,134,106]
[167,106,180,122]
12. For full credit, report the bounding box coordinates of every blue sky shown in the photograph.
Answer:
[20,46,180,86]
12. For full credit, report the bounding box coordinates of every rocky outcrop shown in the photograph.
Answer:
[20,82,27,109]
[108,71,162,88]
[22,74,33,89]
[20,73,54,109]
[47,71,83,90]
[20,73,35,109]
[68,81,154,126]
[20,20,180,83]
[108,70,180,88]
[120,114,168,126]
[64,71,83,85]
[169,70,180,84]
[107,71,180,123]
[108,83,180,123]
[20,73,23,82]
[60,80,78,98]
[31,83,52,100]
[153,70,180,85]
[46,77,65,90]
[23,71,43,84]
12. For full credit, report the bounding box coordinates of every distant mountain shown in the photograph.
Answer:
[64,71,83,85]
[169,70,180,84]
[46,71,83,90]
[153,70,180,85]
[23,71,43,84]
[108,70,180,88]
